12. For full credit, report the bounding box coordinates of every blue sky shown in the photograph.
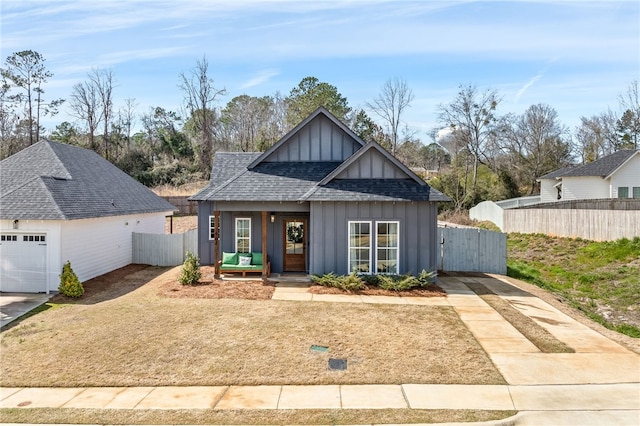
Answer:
[1,0,638,141]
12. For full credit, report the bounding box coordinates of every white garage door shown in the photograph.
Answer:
[0,233,47,293]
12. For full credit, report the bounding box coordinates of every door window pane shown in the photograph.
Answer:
[286,221,304,254]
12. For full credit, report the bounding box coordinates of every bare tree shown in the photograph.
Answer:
[69,80,102,152]
[437,84,501,206]
[574,111,618,163]
[179,56,226,176]
[90,69,115,159]
[502,104,571,194]
[617,80,640,149]
[366,77,414,155]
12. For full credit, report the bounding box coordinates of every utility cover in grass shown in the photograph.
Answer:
[329,358,347,370]
[310,345,328,352]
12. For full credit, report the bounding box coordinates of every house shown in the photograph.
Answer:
[0,140,175,293]
[538,150,640,203]
[190,108,450,278]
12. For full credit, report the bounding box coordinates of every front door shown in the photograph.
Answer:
[283,219,306,272]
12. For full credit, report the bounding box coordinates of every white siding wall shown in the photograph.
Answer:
[60,212,170,283]
[562,176,609,200]
[610,156,640,198]
[539,179,558,203]
[0,219,61,293]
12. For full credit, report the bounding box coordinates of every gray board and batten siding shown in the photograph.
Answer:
[197,200,439,276]
[310,201,439,276]
[258,114,362,163]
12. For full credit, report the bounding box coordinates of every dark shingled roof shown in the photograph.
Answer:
[562,150,639,178]
[191,152,450,203]
[304,179,450,202]
[538,166,576,180]
[0,140,175,220]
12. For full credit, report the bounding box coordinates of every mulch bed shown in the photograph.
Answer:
[158,266,275,300]
[308,283,446,297]
[55,264,445,302]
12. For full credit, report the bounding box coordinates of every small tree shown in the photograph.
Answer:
[179,251,201,285]
[58,261,84,298]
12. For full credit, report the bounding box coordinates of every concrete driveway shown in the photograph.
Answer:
[0,292,51,329]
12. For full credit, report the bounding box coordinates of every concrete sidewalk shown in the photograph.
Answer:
[2,383,639,413]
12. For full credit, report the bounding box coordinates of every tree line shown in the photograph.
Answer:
[2,50,638,211]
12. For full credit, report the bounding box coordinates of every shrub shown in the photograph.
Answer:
[312,271,365,292]
[376,274,417,291]
[179,251,201,285]
[58,261,84,298]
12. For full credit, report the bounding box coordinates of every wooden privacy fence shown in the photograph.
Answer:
[504,208,640,241]
[132,229,198,266]
[437,227,507,274]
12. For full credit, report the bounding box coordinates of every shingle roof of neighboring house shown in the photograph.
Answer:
[537,166,576,180]
[561,150,639,178]
[0,139,176,220]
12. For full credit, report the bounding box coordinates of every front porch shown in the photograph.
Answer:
[206,206,310,280]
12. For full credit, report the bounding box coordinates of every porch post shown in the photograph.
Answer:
[261,210,268,280]
[213,210,220,277]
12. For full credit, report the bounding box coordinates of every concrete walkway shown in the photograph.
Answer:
[1,275,639,425]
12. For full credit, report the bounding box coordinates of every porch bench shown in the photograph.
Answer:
[217,252,270,277]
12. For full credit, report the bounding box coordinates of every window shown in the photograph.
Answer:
[618,187,629,198]
[235,218,251,253]
[209,215,219,240]
[376,221,399,274]
[348,221,371,273]
[633,187,640,199]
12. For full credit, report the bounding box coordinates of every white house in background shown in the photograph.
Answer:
[0,140,175,293]
[537,150,640,203]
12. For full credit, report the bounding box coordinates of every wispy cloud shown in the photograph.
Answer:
[515,74,543,103]
[239,69,280,90]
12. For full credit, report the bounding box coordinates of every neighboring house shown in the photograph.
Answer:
[537,150,640,203]
[191,107,450,277]
[0,140,175,293]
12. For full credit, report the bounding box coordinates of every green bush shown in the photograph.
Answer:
[58,261,84,298]
[313,270,436,292]
[311,271,365,292]
[179,251,202,285]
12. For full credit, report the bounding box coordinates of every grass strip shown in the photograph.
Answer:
[465,282,574,353]
[0,408,517,425]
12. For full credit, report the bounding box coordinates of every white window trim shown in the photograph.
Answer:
[235,217,251,253]
[209,216,216,240]
[348,220,372,274]
[375,221,400,275]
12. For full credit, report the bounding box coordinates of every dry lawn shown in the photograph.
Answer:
[0,408,516,425]
[0,265,504,388]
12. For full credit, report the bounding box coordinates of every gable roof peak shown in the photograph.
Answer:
[317,140,427,187]
[247,107,365,169]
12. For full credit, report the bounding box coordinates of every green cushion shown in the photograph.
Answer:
[222,252,238,265]
[251,252,263,265]
[219,264,262,270]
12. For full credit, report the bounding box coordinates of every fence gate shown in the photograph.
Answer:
[437,227,506,274]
